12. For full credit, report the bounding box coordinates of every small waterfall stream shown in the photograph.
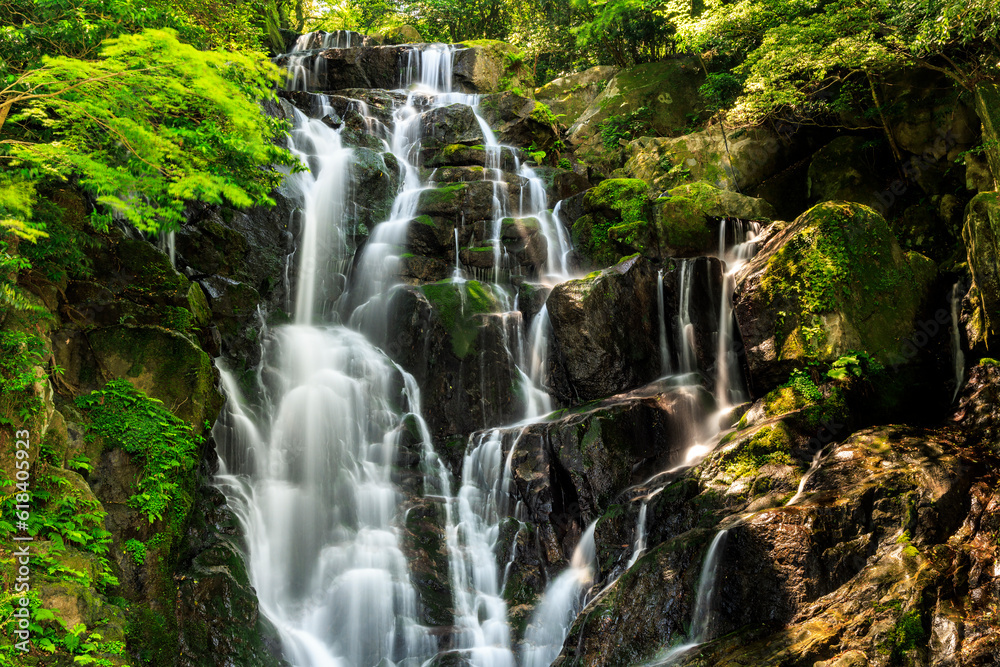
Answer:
[521,522,598,667]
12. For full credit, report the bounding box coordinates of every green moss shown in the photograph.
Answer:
[653,196,712,254]
[761,202,930,359]
[420,280,499,358]
[573,179,651,267]
[530,101,559,126]
[415,214,436,227]
[419,183,466,207]
[719,423,794,479]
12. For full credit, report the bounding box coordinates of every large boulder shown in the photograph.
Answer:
[535,65,617,127]
[568,59,704,167]
[312,45,412,90]
[419,103,486,148]
[624,126,795,195]
[546,255,722,403]
[478,92,560,151]
[962,192,1000,351]
[733,202,937,395]
[453,40,534,94]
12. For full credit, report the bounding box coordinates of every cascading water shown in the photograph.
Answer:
[217,33,764,667]
[950,281,965,402]
[714,219,759,407]
[447,430,518,667]
[657,269,672,376]
[648,530,729,666]
[522,522,598,667]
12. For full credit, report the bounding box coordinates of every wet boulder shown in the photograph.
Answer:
[313,45,412,90]
[547,255,662,402]
[415,181,499,222]
[733,202,937,396]
[954,360,1000,454]
[419,103,486,148]
[362,281,524,470]
[423,143,520,171]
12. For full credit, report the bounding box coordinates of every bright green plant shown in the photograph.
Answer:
[2,29,296,235]
[76,379,203,523]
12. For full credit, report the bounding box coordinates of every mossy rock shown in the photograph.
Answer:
[571,178,652,268]
[734,201,936,395]
[453,40,533,94]
[963,192,1000,351]
[667,182,776,221]
[568,59,705,172]
[420,280,500,358]
[86,325,221,430]
[535,65,617,127]
[650,196,714,257]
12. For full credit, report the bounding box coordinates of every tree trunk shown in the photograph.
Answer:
[974,79,1000,191]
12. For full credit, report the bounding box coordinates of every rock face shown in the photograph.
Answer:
[547,255,723,403]
[734,201,937,395]
[962,192,1000,351]
[568,59,705,166]
[314,45,412,90]
[535,65,616,127]
[558,423,991,667]
[624,126,797,194]
[453,40,534,94]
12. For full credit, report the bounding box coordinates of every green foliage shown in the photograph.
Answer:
[666,0,1000,125]
[558,157,573,169]
[574,0,675,67]
[699,72,744,112]
[125,538,148,565]
[0,329,46,423]
[598,106,652,150]
[529,101,559,126]
[3,29,295,235]
[76,379,202,523]
[826,352,880,380]
[783,368,822,402]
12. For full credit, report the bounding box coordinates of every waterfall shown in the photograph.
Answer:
[950,281,965,402]
[447,430,518,667]
[715,219,759,407]
[649,530,729,666]
[524,306,554,419]
[626,502,649,569]
[675,260,697,374]
[657,269,672,376]
[522,521,598,667]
